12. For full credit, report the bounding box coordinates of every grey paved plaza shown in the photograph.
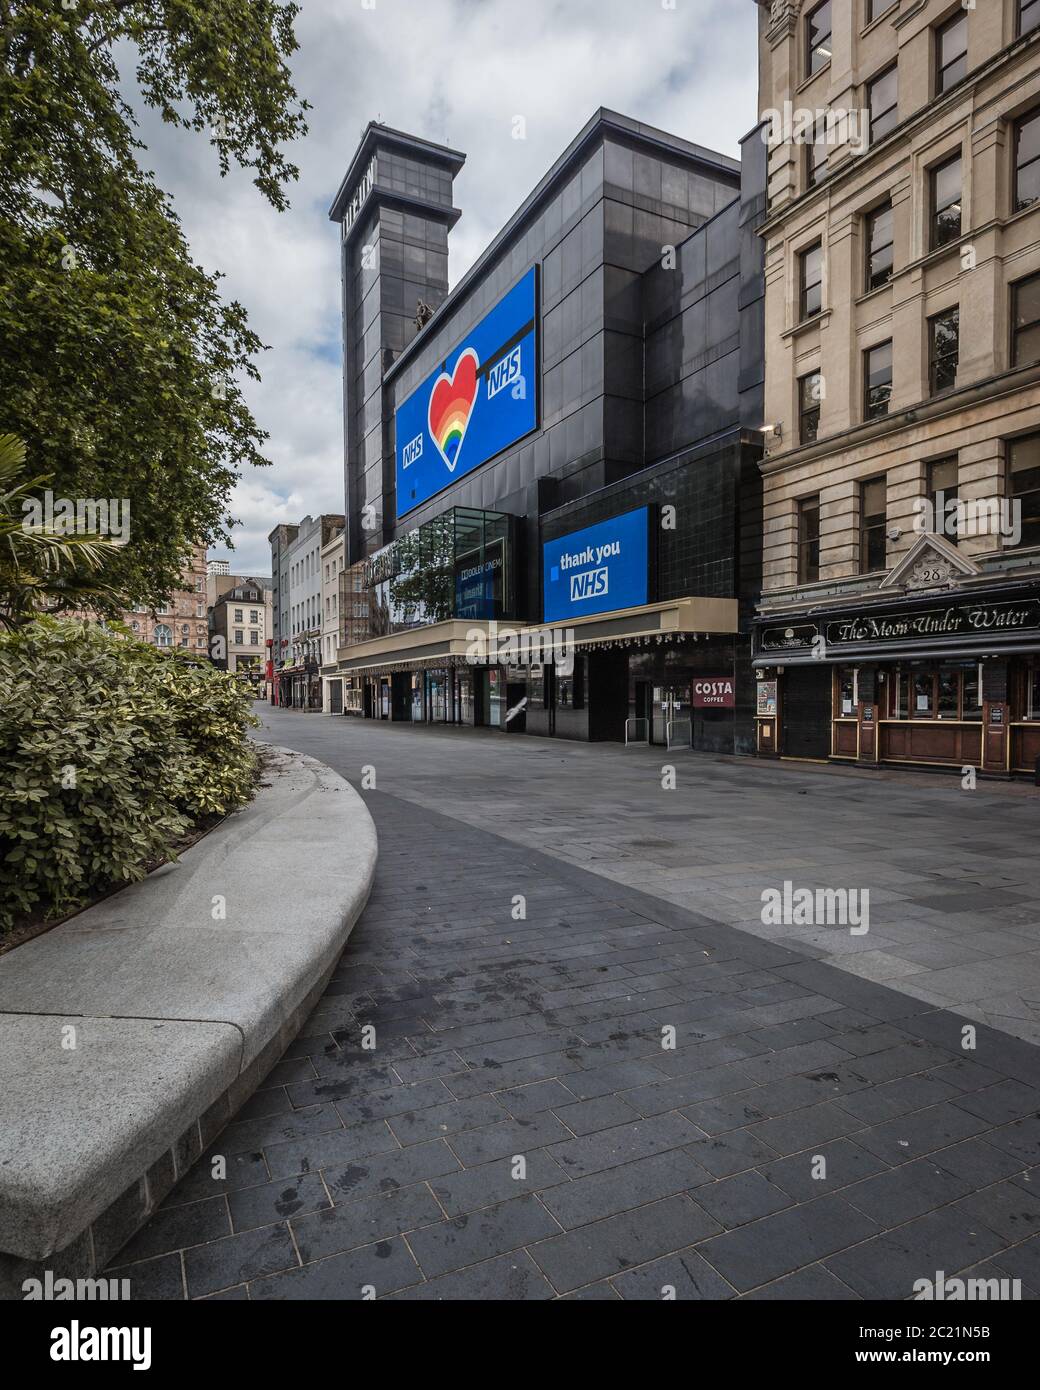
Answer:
[108,710,1040,1299]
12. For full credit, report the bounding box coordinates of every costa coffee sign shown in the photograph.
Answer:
[692,677,735,708]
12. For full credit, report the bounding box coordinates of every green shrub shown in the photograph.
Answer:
[0,619,259,932]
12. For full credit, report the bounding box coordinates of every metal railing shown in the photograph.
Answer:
[625,717,649,746]
[666,719,693,750]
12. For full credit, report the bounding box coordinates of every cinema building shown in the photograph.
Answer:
[750,0,1040,776]
[328,110,767,751]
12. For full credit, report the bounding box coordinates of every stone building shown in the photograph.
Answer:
[751,0,1040,776]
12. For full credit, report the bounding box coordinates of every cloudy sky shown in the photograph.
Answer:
[136,0,759,575]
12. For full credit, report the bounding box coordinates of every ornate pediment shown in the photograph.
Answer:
[879,533,981,594]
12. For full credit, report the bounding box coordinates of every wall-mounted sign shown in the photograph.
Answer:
[990,706,1004,725]
[761,599,1040,654]
[757,680,777,716]
[395,267,538,517]
[692,677,735,708]
[542,507,650,623]
[862,705,874,722]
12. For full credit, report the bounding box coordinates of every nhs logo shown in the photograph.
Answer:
[570,567,608,602]
[401,434,423,469]
[486,345,523,401]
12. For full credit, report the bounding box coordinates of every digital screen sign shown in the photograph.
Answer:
[543,507,650,624]
[395,267,538,517]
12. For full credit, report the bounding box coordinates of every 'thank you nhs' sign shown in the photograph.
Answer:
[543,508,650,624]
[395,267,538,517]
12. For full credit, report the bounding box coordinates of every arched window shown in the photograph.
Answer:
[154,624,173,648]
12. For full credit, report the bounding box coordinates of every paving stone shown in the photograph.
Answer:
[842,1159,972,1226]
[551,1094,642,1135]
[540,1149,712,1230]
[428,1151,569,1217]
[692,1171,794,1228]
[698,1196,881,1293]
[548,1113,703,1179]
[447,1113,573,1166]
[748,1101,862,1155]
[263,1119,400,1180]
[114,1196,230,1265]
[406,1194,561,1279]
[497,1080,578,1117]
[825,1207,1007,1300]
[611,1247,736,1300]
[853,1103,991,1165]
[387,1095,506,1146]
[757,1139,890,1202]
[291,1186,444,1262]
[108,1252,185,1300]
[326,1138,461,1202]
[685,1129,780,1179]
[228,1173,331,1233]
[529,1195,721,1294]
[739,1264,859,1300]
[951,1180,1040,1243]
[184,1224,298,1298]
[388,1250,556,1300]
[249,1237,421,1299]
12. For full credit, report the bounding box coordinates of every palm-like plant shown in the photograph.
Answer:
[0,433,125,629]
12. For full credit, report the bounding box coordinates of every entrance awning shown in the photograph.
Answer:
[333,597,740,676]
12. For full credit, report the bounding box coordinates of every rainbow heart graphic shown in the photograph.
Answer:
[428,347,479,473]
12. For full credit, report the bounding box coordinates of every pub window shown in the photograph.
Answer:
[931,154,962,250]
[798,495,821,583]
[1020,0,1040,39]
[865,201,894,291]
[927,456,959,542]
[868,66,898,145]
[799,371,822,444]
[859,476,887,572]
[1007,433,1040,549]
[806,115,829,189]
[807,1,833,77]
[914,670,934,716]
[1014,108,1040,213]
[928,307,960,395]
[893,663,984,720]
[1027,662,1040,718]
[935,12,967,96]
[837,667,857,717]
[800,242,823,320]
[863,340,892,419]
[963,664,983,721]
[1012,272,1040,366]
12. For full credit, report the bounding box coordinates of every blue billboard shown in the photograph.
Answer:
[395,267,538,517]
[543,507,651,624]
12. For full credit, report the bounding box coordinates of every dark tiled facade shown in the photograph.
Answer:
[329,110,767,751]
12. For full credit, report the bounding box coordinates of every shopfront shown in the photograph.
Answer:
[753,584,1040,776]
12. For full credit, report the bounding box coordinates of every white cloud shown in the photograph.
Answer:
[132,0,757,573]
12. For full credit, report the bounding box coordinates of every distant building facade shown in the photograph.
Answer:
[207,574,272,685]
[268,514,345,708]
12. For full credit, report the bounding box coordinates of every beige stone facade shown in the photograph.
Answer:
[122,545,209,652]
[752,0,1040,774]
